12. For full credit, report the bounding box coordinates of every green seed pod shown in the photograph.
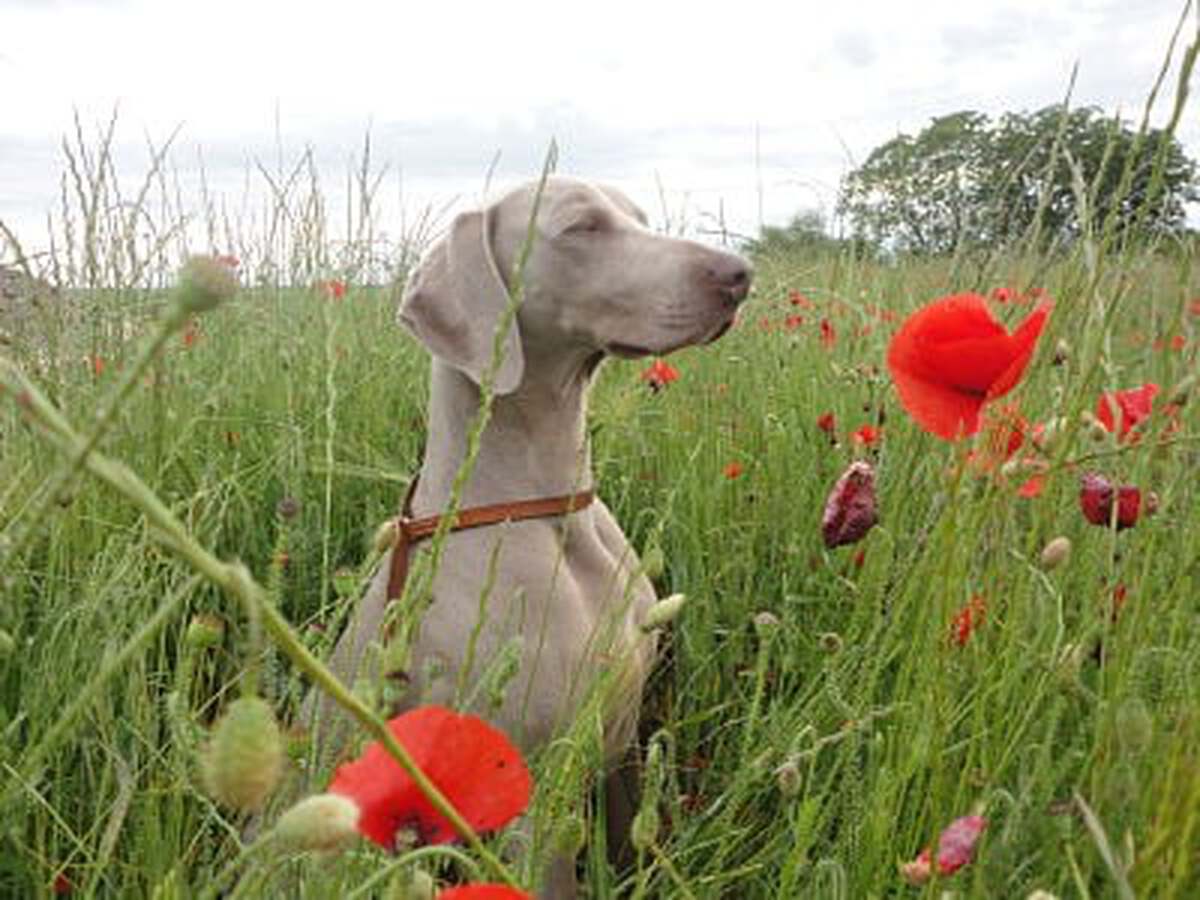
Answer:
[273,793,360,852]
[554,813,587,857]
[185,614,225,650]
[630,805,660,853]
[175,256,238,314]
[641,544,665,581]
[385,868,435,900]
[202,696,284,812]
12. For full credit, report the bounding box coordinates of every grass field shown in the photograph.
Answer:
[2,119,1199,898]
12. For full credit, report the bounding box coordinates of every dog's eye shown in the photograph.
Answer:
[564,215,604,234]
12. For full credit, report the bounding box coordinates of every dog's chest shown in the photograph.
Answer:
[414,503,656,755]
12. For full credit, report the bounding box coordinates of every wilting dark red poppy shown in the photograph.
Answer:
[327,706,531,849]
[1096,383,1159,442]
[822,461,878,548]
[819,318,836,349]
[900,814,987,884]
[816,411,837,437]
[887,293,1052,440]
[1079,473,1143,530]
[438,886,532,900]
[640,358,680,390]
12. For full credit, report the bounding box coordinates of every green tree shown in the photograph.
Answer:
[838,106,1198,254]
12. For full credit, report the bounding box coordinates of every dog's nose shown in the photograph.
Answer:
[707,254,753,304]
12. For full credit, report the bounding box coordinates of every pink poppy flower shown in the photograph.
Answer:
[900,814,987,884]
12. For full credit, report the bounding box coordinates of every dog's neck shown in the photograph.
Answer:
[412,352,598,516]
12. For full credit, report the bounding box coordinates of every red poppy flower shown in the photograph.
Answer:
[783,314,804,331]
[1189,298,1200,317]
[1079,472,1143,530]
[822,461,878,548]
[816,411,837,437]
[640,358,680,390]
[1096,383,1159,441]
[89,355,105,377]
[1016,473,1046,498]
[886,293,1052,440]
[321,279,347,300]
[990,286,1014,303]
[819,318,836,349]
[438,886,532,900]
[788,289,814,309]
[851,424,882,448]
[900,814,987,884]
[327,706,531,849]
[723,460,744,479]
[951,595,986,647]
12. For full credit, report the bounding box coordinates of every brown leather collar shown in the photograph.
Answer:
[385,481,596,602]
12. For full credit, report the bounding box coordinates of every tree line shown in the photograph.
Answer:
[749,105,1198,258]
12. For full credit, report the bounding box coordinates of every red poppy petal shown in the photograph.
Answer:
[328,706,531,849]
[438,886,532,900]
[984,302,1053,401]
[888,363,988,439]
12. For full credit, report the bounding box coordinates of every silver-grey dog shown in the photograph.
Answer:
[307,175,750,896]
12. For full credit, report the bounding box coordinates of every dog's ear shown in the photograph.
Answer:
[397,207,524,395]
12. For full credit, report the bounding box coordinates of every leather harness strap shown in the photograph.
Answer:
[385,483,596,602]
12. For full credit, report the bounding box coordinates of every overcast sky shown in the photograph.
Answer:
[1,0,1197,259]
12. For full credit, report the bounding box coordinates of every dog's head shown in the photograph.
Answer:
[398,176,752,394]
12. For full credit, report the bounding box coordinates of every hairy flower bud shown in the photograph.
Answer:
[202,696,284,812]
[1039,536,1072,570]
[640,593,687,632]
[273,793,360,852]
[175,255,238,314]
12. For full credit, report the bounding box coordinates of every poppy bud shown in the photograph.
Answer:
[818,631,844,654]
[175,255,238,314]
[202,696,284,812]
[1052,338,1070,366]
[273,793,360,852]
[640,593,686,632]
[640,544,665,581]
[554,813,587,857]
[1079,411,1110,443]
[821,461,879,549]
[385,868,436,900]
[753,610,781,639]
[1039,536,1072,570]
[775,760,802,797]
[630,805,660,852]
[185,613,225,650]
[373,519,399,554]
[333,568,358,598]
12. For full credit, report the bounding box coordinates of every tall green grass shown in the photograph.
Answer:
[2,45,1199,899]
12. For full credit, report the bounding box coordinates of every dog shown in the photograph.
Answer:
[306,175,751,895]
